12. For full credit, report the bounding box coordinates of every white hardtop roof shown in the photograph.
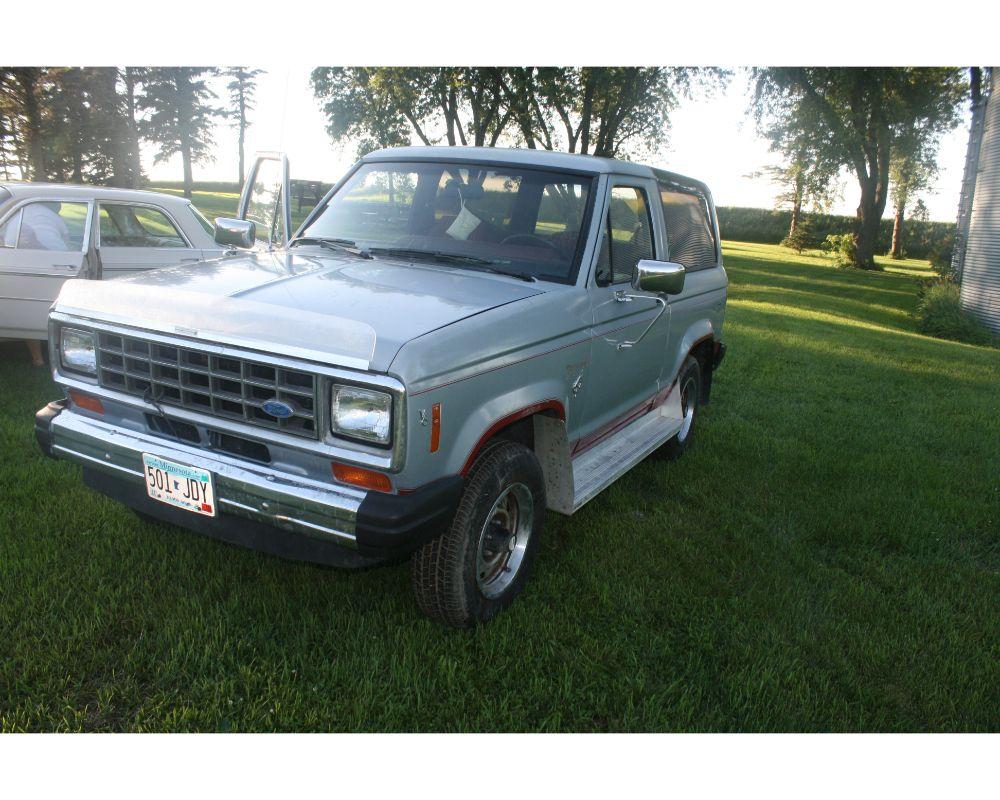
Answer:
[362,145,653,176]
[0,182,194,207]
[360,146,709,193]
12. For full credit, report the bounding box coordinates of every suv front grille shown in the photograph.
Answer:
[97,332,318,438]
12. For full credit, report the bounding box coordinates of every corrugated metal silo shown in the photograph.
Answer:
[959,68,1000,334]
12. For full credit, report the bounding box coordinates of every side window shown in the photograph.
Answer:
[0,209,22,248]
[595,185,654,285]
[16,201,88,251]
[658,184,717,271]
[99,204,186,248]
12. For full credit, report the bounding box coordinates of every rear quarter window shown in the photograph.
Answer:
[658,184,717,271]
[188,204,215,236]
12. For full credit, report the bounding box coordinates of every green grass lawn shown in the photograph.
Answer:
[1,241,997,732]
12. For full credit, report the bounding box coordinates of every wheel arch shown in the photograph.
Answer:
[668,320,717,403]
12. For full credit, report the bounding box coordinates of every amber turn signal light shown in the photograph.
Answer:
[430,403,441,453]
[331,462,392,493]
[68,389,104,415]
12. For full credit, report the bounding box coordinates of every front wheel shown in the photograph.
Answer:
[657,356,701,461]
[410,441,545,628]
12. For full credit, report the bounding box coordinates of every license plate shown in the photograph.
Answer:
[142,453,216,517]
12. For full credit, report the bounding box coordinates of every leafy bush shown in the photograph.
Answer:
[916,281,997,347]
[821,233,858,268]
[927,236,955,275]
[717,206,955,260]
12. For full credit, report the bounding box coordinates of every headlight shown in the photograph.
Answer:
[60,327,97,375]
[330,384,392,446]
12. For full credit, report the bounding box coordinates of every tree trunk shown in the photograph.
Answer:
[788,171,804,237]
[238,122,246,186]
[124,69,143,186]
[853,131,891,270]
[854,184,883,270]
[182,145,193,198]
[890,201,905,259]
[97,68,132,188]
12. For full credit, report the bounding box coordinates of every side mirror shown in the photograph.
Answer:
[214,217,256,249]
[632,259,686,295]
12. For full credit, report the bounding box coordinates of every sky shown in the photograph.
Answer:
[145,68,972,223]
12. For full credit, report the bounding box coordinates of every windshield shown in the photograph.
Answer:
[296,161,595,283]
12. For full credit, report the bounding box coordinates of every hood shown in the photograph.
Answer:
[53,249,543,372]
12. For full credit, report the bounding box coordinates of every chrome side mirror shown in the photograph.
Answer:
[632,259,686,295]
[214,217,256,249]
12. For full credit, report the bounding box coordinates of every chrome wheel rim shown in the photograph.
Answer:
[678,375,697,442]
[475,482,533,599]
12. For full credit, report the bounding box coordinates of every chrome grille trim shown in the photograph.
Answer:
[96,331,319,439]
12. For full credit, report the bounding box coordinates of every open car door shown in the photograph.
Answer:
[238,152,292,250]
[0,198,101,340]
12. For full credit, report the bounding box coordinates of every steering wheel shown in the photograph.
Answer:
[500,233,560,252]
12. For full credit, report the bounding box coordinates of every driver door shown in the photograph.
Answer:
[578,181,671,447]
[238,153,292,250]
[0,198,97,339]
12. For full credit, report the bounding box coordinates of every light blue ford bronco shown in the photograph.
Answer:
[36,146,728,627]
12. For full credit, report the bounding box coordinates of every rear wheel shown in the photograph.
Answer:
[657,356,701,461]
[410,441,545,628]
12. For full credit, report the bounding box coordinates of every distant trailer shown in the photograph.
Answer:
[954,68,1000,335]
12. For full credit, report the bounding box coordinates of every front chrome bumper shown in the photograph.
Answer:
[47,406,366,547]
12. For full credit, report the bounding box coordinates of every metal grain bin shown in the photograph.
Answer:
[958,68,1000,334]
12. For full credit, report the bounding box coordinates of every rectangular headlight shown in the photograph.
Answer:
[60,327,97,375]
[330,384,392,446]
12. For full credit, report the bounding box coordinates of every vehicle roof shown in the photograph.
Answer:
[0,182,194,206]
[360,145,711,194]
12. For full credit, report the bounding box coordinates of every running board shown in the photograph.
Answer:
[570,387,684,513]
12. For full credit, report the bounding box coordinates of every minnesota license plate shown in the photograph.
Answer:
[142,453,216,517]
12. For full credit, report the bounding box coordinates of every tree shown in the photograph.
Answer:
[888,123,939,258]
[122,67,146,184]
[0,67,141,186]
[7,68,47,179]
[223,67,264,185]
[751,68,965,269]
[756,124,840,240]
[0,105,17,179]
[140,68,220,197]
[531,67,727,158]
[310,68,412,158]
[310,67,728,161]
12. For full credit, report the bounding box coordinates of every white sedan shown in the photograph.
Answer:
[0,182,227,340]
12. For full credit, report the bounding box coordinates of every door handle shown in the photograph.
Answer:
[180,257,201,262]
[53,264,78,270]
[614,289,632,303]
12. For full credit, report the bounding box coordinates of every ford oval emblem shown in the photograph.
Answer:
[261,398,294,419]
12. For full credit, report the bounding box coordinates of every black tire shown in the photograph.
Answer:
[410,440,546,628]
[657,356,701,461]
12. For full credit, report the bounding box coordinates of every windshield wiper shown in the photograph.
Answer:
[463,265,538,282]
[290,236,372,259]
[368,247,537,282]
[369,246,492,266]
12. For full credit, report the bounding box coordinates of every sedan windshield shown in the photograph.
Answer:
[295,161,595,283]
